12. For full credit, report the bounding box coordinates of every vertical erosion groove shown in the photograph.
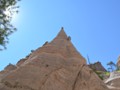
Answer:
[72,64,85,90]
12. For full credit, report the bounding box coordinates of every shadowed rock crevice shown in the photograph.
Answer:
[72,64,86,90]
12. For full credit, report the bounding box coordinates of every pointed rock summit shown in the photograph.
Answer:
[0,28,109,90]
[55,27,68,39]
[28,27,84,59]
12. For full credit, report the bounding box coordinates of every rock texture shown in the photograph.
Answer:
[117,56,120,69]
[89,61,107,72]
[105,71,120,90]
[88,62,109,80]
[4,64,17,71]
[0,28,109,90]
[0,64,17,87]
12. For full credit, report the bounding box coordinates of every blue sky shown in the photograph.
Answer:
[0,0,120,70]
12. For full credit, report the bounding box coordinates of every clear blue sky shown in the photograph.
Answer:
[1,0,120,70]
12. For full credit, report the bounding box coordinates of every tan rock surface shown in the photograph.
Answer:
[0,28,109,90]
[105,71,120,90]
[117,56,120,69]
[4,64,17,71]
[89,61,107,72]
[0,64,17,81]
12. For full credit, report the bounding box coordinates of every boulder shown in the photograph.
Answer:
[89,61,107,72]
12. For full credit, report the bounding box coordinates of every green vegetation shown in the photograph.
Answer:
[116,70,120,72]
[104,72,110,76]
[94,71,110,80]
[0,0,20,50]
[107,61,116,72]
[95,71,104,80]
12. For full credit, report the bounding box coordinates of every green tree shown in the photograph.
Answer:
[0,0,20,50]
[107,61,116,72]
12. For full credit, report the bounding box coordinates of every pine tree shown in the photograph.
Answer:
[0,0,20,50]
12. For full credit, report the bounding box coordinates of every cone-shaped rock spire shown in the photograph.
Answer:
[55,27,68,39]
[28,27,85,59]
[0,28,109,90]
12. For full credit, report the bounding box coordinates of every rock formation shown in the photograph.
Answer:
[89,61,107,72]
[105,71,120,90]
[4,64,17,71]
[104,56,120,90]
[117,56,120,69]
[0,28,109,90]
[88,62,108,80]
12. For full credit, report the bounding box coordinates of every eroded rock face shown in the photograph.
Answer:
[0,28,109,90]
[0,64,17,82]
[89,61,107,72]
[4,64,17,71]
[105,71,120,90]
[117,56,120,69]
[16,58,27,67]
